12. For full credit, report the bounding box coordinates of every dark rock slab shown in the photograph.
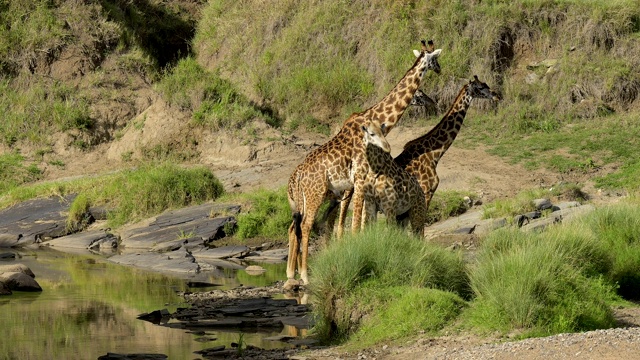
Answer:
[0,252,16,259]
[119,203,238,250]
[0,271,42,291]
[192,245,250,260]
[107,248,200,274]
[150,236,205,253]
[0,194,77,247]
[47,229,118,250]
[243,248,288,262]
[97,353,168,360]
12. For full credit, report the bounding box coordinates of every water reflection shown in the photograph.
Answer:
[0,249,298,360]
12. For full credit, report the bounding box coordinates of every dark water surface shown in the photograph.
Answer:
[0,248,296,360]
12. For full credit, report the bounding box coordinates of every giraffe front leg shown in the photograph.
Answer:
[336,189,353,239]
[350,181,366,234]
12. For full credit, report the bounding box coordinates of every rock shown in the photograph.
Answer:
[192,245,250,260]
[0,281,11,295]
[244,265,266,275]
[119,203,238,250]
[532,198,553,210]
[0,263,35,277]
[47,229,118,250]
[97,353,168,360]
[0,271,42,291]
[0,194,78,247]
[107,248,200,274]
[0,252,16,259]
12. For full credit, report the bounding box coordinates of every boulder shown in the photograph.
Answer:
[0,281,11,295]
[118,203,238,250]
[0,271,42,291]
[0,263,35,277]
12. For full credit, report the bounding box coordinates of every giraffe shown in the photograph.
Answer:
[394,75,501,214]
[409,89,437,117]
[285,40,443,289]
[360,122,427,236]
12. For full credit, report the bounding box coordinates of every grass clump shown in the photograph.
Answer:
[347,286,466,348]
[582,204,640,300]
[0,79,92,146]
[157,57,280,130]
[230,188,291,240]
[310,223,469,343]
[465,227,618,336]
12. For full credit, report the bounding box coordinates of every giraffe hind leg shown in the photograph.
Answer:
[285,211,302,290]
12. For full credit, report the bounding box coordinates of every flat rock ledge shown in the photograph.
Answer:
[425,199,595,248]
[0,196,288,277]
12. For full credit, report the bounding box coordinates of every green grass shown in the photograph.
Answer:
[427,190,478,225]
[157,57,280,130]
[345,286,466,348]
[482,183,587,219]
[310,222,469,342]
[0,152,42,194]
[220,187,291,240]
[1,163,224,229]
[465,227,617,336]
[0,79,92,146]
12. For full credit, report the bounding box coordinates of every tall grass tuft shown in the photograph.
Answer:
[466,227,617,335]
[581,204,640,299]
[310,223,470,341]
[233,188,291,240]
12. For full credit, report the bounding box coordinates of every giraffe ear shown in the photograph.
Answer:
[413,49,421,57]
[430,49,442,57]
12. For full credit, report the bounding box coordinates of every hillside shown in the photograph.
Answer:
[1,0,639,202]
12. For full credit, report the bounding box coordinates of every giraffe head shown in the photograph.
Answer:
[361,121,391,153]
[413,39,442,75]
[410,89,431,107]
[468,75,501,101]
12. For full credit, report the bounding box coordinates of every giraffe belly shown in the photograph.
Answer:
[328,178,353,195]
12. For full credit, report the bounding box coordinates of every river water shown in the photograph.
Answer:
[0,248,298,360]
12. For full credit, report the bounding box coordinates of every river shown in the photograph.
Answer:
[0,248,297,359]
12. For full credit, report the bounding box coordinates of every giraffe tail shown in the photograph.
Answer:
[292,211,303,243]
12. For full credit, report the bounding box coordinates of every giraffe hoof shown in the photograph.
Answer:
[283,279,301,291]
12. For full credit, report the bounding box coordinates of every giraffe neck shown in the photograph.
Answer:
[363,56,427,134]
[399,85,473,165]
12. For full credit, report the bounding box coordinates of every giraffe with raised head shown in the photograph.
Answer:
[360,121,427,236]
[285,40,443,289]
[394,75,501,213]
